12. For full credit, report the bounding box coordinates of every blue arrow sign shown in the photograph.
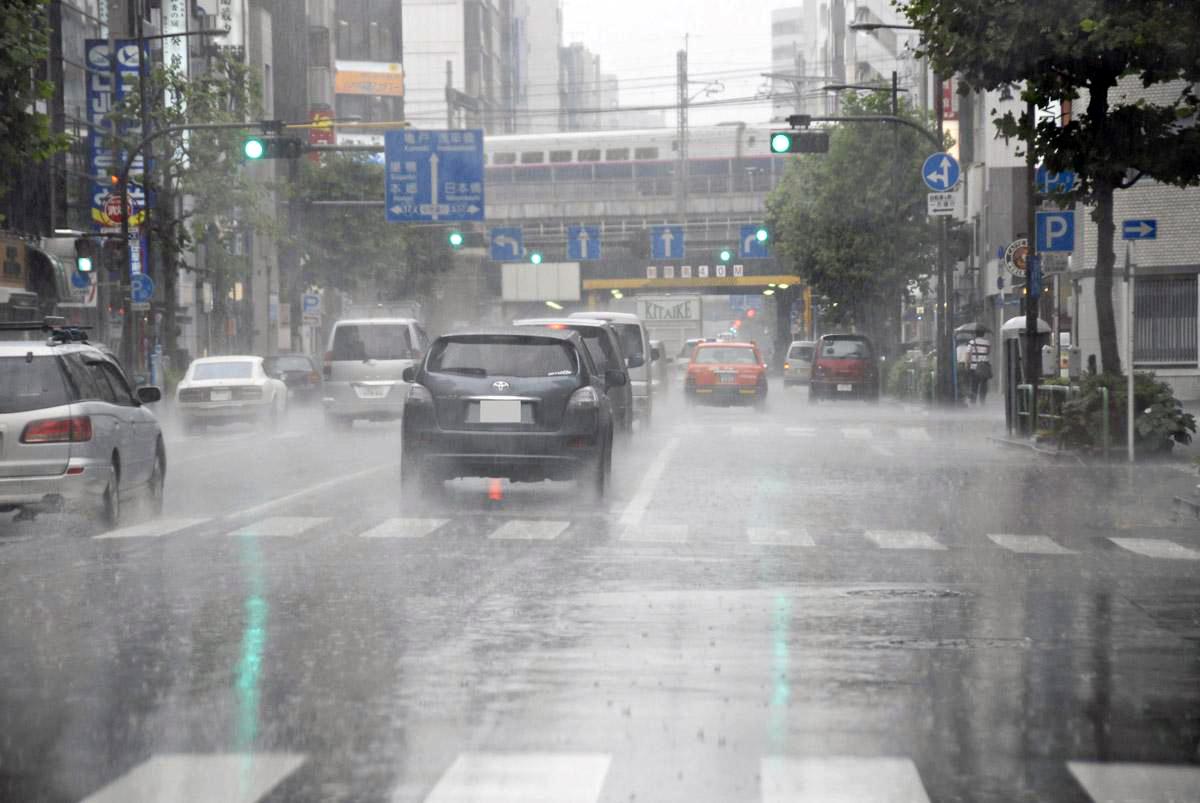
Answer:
[650,225,684,260]
[130,272,154,304]
[1035,166,1078,194]
[738,225,769,259]
[1121,219,1157,240]
[567,225,600,261]
[922,152,960,191]
[489,227,524,261]
[384,129,485,223]
[1036,211,1075,253]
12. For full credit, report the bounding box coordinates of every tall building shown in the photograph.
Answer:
[513,0,563,133]
[560,41,603,131]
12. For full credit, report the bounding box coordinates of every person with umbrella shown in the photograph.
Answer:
[966,325,993,404]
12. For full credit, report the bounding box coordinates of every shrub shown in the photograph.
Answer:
[1057,372,1195,454]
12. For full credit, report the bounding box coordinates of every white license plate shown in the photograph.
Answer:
[718,374,736,385]
[480,399,523,424]
[837,384,853,392]
[209,388,232,402]
[355,385,390,399]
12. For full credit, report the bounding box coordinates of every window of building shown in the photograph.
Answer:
[549,150,573,163]
[520,151,545,164]
[604,148,630,161]
[634,147,659,160]
[309,27,331,69]
[493,152,517,165]
[1135,274,1198,365]
[335,0,402,62]
[334,94,401,122]
[577,148,601,162]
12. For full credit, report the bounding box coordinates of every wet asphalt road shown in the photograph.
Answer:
[1,383,1199,803]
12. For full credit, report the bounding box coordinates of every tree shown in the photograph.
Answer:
[900,0,1200,374]
[0,0,68,218]
[765,92,939,345]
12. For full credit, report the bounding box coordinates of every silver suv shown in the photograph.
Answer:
[0,323,164,528]
[322,318,429,428]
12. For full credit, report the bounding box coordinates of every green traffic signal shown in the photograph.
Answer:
[529,251,543,265]
[770,132,793,154]
[755,227,768,243]
[74,237,97,273]
[243,137,266,160]
[718,248,733,263]
[448,230,464,248]
[76,256,94,273]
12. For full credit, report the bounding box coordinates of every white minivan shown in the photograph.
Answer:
[570,311,659,425]
[322,318,429,428]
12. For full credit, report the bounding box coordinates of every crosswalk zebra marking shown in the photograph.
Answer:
[420,752,611,803]
[732,424,763,436]
[1109,537,1200,561]
[785,427,816,437]
[871,443,897,458]
[760,756,931,803]
[621,524,689,543]
[93,518,209,540]
[841,427,872,440]
[898,427,932,442]
[487,519,571,541]
[359,518,449,539]
[228,517,330,538]
[1068,761,1200,803]
[748,527,816,547]
[865,530,947,551]
[81,753,305,803]
[988,534,1076,555]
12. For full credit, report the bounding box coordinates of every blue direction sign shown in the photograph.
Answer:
[489,227,524,261]
[70,270,92,290]
[567,225,600,261]
[384,129,484,223]
[922,152,961,191]
[130,272,154,304]
[1122,219,1157,240]
[1035,166,1078,194]
[739,225,769,259]
[1036,211,1075,252]
[650,225,684,260]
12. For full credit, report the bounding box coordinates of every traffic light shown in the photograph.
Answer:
[754,227,768,244]
[73,238,98,273]
[448,230,464,249]
[242,135,304,160]
[101,239,129,275]
[769,130,830,154]
[718,248,733,263]
[529,251,544,265]
[746,308,757,319]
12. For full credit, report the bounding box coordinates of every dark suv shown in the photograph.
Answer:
[809,333,880,401]
[400,328,623,499]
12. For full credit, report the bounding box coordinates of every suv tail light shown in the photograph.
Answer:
[323,350,334,380]
[566,386,600,411]
[814,364,826,379]
[21,416,93,444]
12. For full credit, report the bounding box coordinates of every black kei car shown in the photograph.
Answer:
[400,328,623,499]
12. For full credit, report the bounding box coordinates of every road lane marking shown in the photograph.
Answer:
[93,518,209,540]
[870,444,896,458]
[420,752,611,803]
[988,533,1076,555]
[748,527,816,547]
[898,427,932,442]
[760,756,931,803]
[488,519,571,540]
[621,524,688,543]
[81,753,305,803]
[732,424,763,436]
[785,427,815,437]
[223,463,398,521]
[619,436,680,527]
[359,518,448,539]
[229,517,330,537]
[1068,761,1200,803]
[865,530,948,550]
[1109,537,1200,560]
[841,427,872,440]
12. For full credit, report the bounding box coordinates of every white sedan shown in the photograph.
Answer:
[175,356,288,435]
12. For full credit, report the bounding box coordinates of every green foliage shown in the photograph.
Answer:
[0,1,69,210]
[1057,372,1196,454]
[766,93,939,340]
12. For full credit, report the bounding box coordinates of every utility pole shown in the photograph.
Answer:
[1025,100,1040,434]
[675,48,688,220]
[934,71,951,403]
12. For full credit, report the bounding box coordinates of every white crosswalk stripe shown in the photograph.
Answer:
[228,517,330,537]
[81,753,305,803]
[871,444,897,458]
[761,756,932,803]
[359,518,448,539]
[418,752,611,803]
[748,527,817,547]
[841,427,872,440]
[621,524,689,543]
[93,518,209,540]
[898,427,932,442]
[1069,761,1200,803]
[487,519,571,540]
[785,426,816,437]
[865,530,947,550]
[1109,537,1200,560]
[732,424,763,436]
[988,533,1076,555]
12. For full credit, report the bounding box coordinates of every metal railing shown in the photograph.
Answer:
[1016,383,1111,453]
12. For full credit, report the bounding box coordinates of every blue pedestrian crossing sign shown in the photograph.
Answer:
[567,225,601,261]
[489,227,524,261]
[384,129,485,223]
[1036,211,1075,253]
[130,272,154,304]
[922,152,961,191]
[1121,219,1157,240]
[650,225,684,260]
[739,225,769,259]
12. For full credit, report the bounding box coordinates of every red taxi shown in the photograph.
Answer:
[684,341,768,409]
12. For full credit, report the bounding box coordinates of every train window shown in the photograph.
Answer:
[595,163,633,179]
[549,150,572,163]
[578,148,601,162]
[604,148,630,161]
[493,152,517,165]
[634,147,659,160]
[514,166,551,182]
[520,151,545,164]
[554,164,593,181]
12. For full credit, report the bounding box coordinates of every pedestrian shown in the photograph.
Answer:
[967,325,992,404]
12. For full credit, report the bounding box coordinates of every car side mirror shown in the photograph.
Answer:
[402,366,416,382]
[135,386,162,404]
[626,354,645,369]
[604,368,628,387]
[651,346,662,362]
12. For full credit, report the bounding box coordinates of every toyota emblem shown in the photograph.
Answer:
[492,380,511,392]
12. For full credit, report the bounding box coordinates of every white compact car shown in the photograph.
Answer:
[176,356,288,434]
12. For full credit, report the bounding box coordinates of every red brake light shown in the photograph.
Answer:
[21,416,93,444]
[547,323,567,330]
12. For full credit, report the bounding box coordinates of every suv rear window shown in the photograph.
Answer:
[611,323,644,360]
[266,356,314,372]
[428,336,578,378]
[820,338,870,359]
[332,324,414,361]
[788,345,814,360]
[0,355,71,413]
